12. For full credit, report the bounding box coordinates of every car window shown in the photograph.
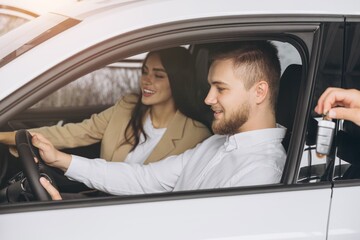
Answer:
[0,14,319,210]
[20,40,303,190]
[31,43,300,109]
[332,22,360,181]
[273,41,302,74]
[31,55,144,108]
[296,22,344,184]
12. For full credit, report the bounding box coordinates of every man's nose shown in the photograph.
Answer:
[204,88,217,106]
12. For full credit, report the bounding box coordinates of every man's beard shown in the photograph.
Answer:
[211,102,250,135]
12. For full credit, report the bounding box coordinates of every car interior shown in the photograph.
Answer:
[3,38,357,204]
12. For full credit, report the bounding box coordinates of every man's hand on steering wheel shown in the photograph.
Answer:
[4,130,72,202]
[31,133,72,172]
[40,177,62,200]
[30,132,72,201]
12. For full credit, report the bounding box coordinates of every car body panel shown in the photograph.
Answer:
[0,0,78,16]
[0,187,331,240]
[0,7,37,20]
[0,0,79,36]
[328,184,360,240]
[0,0,359,239]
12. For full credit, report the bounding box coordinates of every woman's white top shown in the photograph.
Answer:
[124,114,166,164]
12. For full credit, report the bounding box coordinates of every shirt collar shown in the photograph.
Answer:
[224,124,286,152]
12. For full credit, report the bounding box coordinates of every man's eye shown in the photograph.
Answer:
[217,87,225,92]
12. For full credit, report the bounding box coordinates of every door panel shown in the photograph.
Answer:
[0,187,331,240]
[328,184,360,240]
[328,19,360,240]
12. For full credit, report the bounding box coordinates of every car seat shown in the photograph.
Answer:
[276,64,302,151]
[193,46,214,130]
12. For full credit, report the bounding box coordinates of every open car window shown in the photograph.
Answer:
[30,55,143,109]
[0,39,304,201]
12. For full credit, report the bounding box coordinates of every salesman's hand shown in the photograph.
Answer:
[40,177,62,200]
[315,87,360,126]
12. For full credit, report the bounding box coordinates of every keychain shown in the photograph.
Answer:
[316,113,335,155]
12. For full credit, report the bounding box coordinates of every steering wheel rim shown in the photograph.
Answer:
[15,130,51,201]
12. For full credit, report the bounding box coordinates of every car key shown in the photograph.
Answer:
[316,117,335,155]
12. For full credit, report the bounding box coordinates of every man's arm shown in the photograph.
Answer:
[39,150,189,199]
[229,165,283,187]
[64,153,189,195]
[32,132,194,196]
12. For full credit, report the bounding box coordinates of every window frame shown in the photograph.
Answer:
[0,16,342,213]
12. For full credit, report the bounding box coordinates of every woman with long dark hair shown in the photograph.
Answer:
[0,47,211,164]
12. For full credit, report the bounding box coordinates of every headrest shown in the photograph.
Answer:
[276,64,302,150]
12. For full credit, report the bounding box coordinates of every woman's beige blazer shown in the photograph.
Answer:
[33,95,211,163]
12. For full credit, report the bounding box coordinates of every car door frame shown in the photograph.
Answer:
[327,17,360,240]
[0,15,342,239]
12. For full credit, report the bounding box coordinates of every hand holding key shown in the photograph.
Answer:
[316,118,335,155]
[315,87,360,127]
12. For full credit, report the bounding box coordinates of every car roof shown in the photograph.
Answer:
[46,0,360,19]
[0,0,359,101]
[0,0,77,17]
[2,0,359,58]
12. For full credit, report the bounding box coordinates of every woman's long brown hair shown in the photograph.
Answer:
[122,47,209,151]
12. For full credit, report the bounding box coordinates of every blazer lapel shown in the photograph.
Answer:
[108,95,137,162]
[144,111,186,164]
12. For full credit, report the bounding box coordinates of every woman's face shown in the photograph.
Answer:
[140,53,174,108]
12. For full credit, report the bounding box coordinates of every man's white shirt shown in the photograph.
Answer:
[65,125,286,195]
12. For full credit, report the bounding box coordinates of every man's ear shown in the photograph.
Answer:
[254,80,269,104]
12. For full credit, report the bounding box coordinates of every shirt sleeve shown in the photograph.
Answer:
[229,164,283,187]
[64,150,192,195]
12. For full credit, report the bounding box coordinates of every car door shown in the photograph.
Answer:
[0,14,341,239]
[327,19,360,240]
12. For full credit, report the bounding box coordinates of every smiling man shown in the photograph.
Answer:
[35,41,287,198]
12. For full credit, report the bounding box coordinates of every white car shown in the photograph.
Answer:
[0,0,360,239]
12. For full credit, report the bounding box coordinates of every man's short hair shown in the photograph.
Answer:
[210,41,281,109]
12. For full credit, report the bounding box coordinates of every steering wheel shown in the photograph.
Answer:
[15,130,52,201]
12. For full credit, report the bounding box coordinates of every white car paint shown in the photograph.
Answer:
[0,0,359,101]
[328,185,360,240]
[0,188,331,240]
[0,0,77,16]
[0,0,359,239]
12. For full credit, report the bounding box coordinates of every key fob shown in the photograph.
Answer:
[316,119,335,155]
